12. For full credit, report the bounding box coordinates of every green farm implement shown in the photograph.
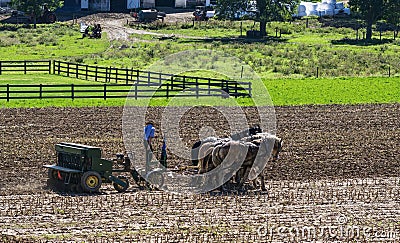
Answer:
[43,142,164,193]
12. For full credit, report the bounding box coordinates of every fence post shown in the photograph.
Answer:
[76,64,79,79]
[166,84,169,99]
[196,77,199,99]
[58,61,60,75]
[171,78,174,91]
[249,82,252,97]
[115,67,118,83]
[104,84,107,100]
[208,78,211,95]
[0,61,2,75]
[316,67,319,78]
[234,82,238,98]
[24,60,27,74]
[183,76,186,90]
[148,72,150,85]
[159,73,162,85]
[135,82,138,100]
[71,84,74,100]
[52,60,55,74]
[6,84,9,102]
[389,66,391,77]
[105,67,109,83]
[48,60,51,74]
[95,66,98,82]
[67,63,70,77]
[39,84,42,99]
[126,69,129,85]
[136,70,139,83]
[86,65,88,80]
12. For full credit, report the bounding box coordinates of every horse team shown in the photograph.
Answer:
[191,126,283,191]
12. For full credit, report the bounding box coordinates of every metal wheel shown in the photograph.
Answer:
[81,171,102,193]
[46,169,62,191]
[146,170,164,190]
[48,169,60,180]
[113,176,130,193]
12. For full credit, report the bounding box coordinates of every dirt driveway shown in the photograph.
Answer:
[73,12,194,41]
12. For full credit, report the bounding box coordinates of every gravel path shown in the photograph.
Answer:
[73,12,196,41]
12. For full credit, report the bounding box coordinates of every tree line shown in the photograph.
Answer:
[216,0,400,40]
[9,0,400,40]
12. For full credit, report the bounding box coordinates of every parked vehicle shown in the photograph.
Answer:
[5,5,57,24]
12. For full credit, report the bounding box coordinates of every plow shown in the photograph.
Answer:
[43,142,164,193]
[43,127,282,193]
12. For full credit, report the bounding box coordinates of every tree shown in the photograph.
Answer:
[349,0,400,40]
[216,0,299,37]
[10,0,62,27]
[384,1,400,37]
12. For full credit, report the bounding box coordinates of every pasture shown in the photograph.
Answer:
[0,15,399,242]
[0,74,399,108]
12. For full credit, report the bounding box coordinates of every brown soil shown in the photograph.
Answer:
[0,104,399,241]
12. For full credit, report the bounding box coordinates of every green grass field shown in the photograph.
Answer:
[0,73,398,108]
[0,19,399,108]
[0,23,109,61]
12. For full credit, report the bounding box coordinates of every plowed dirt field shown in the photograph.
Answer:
[0,104,399,242]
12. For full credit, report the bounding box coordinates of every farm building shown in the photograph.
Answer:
[61,0,210,12]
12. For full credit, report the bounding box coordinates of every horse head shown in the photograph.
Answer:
[271,137,283,162]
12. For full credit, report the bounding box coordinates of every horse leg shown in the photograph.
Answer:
[260,174,266,191]
[237,166,251,190]
[252,178,258,189]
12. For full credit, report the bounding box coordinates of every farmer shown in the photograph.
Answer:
[144,121,155,172]
[159,136,167,168]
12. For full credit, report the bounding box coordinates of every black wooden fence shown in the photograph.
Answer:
[52,60,252,97]
[0,60,52,74]
[0,82,247,101]
[0,60,252,101]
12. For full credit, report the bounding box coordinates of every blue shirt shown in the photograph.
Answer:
[144,124,155,141]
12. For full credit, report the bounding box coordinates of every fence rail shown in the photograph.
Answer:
[0,60,252,100]
[0,82,248,101]
[0,60,52,75]
[52,60,252,97]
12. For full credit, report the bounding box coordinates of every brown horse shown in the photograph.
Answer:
[249,135,283,191]
[191,125,262,166]
[198,133,283,191]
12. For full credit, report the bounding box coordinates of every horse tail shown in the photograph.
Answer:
[198,145,215,173]
[212,144,225,167]
[191,140,202,166]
